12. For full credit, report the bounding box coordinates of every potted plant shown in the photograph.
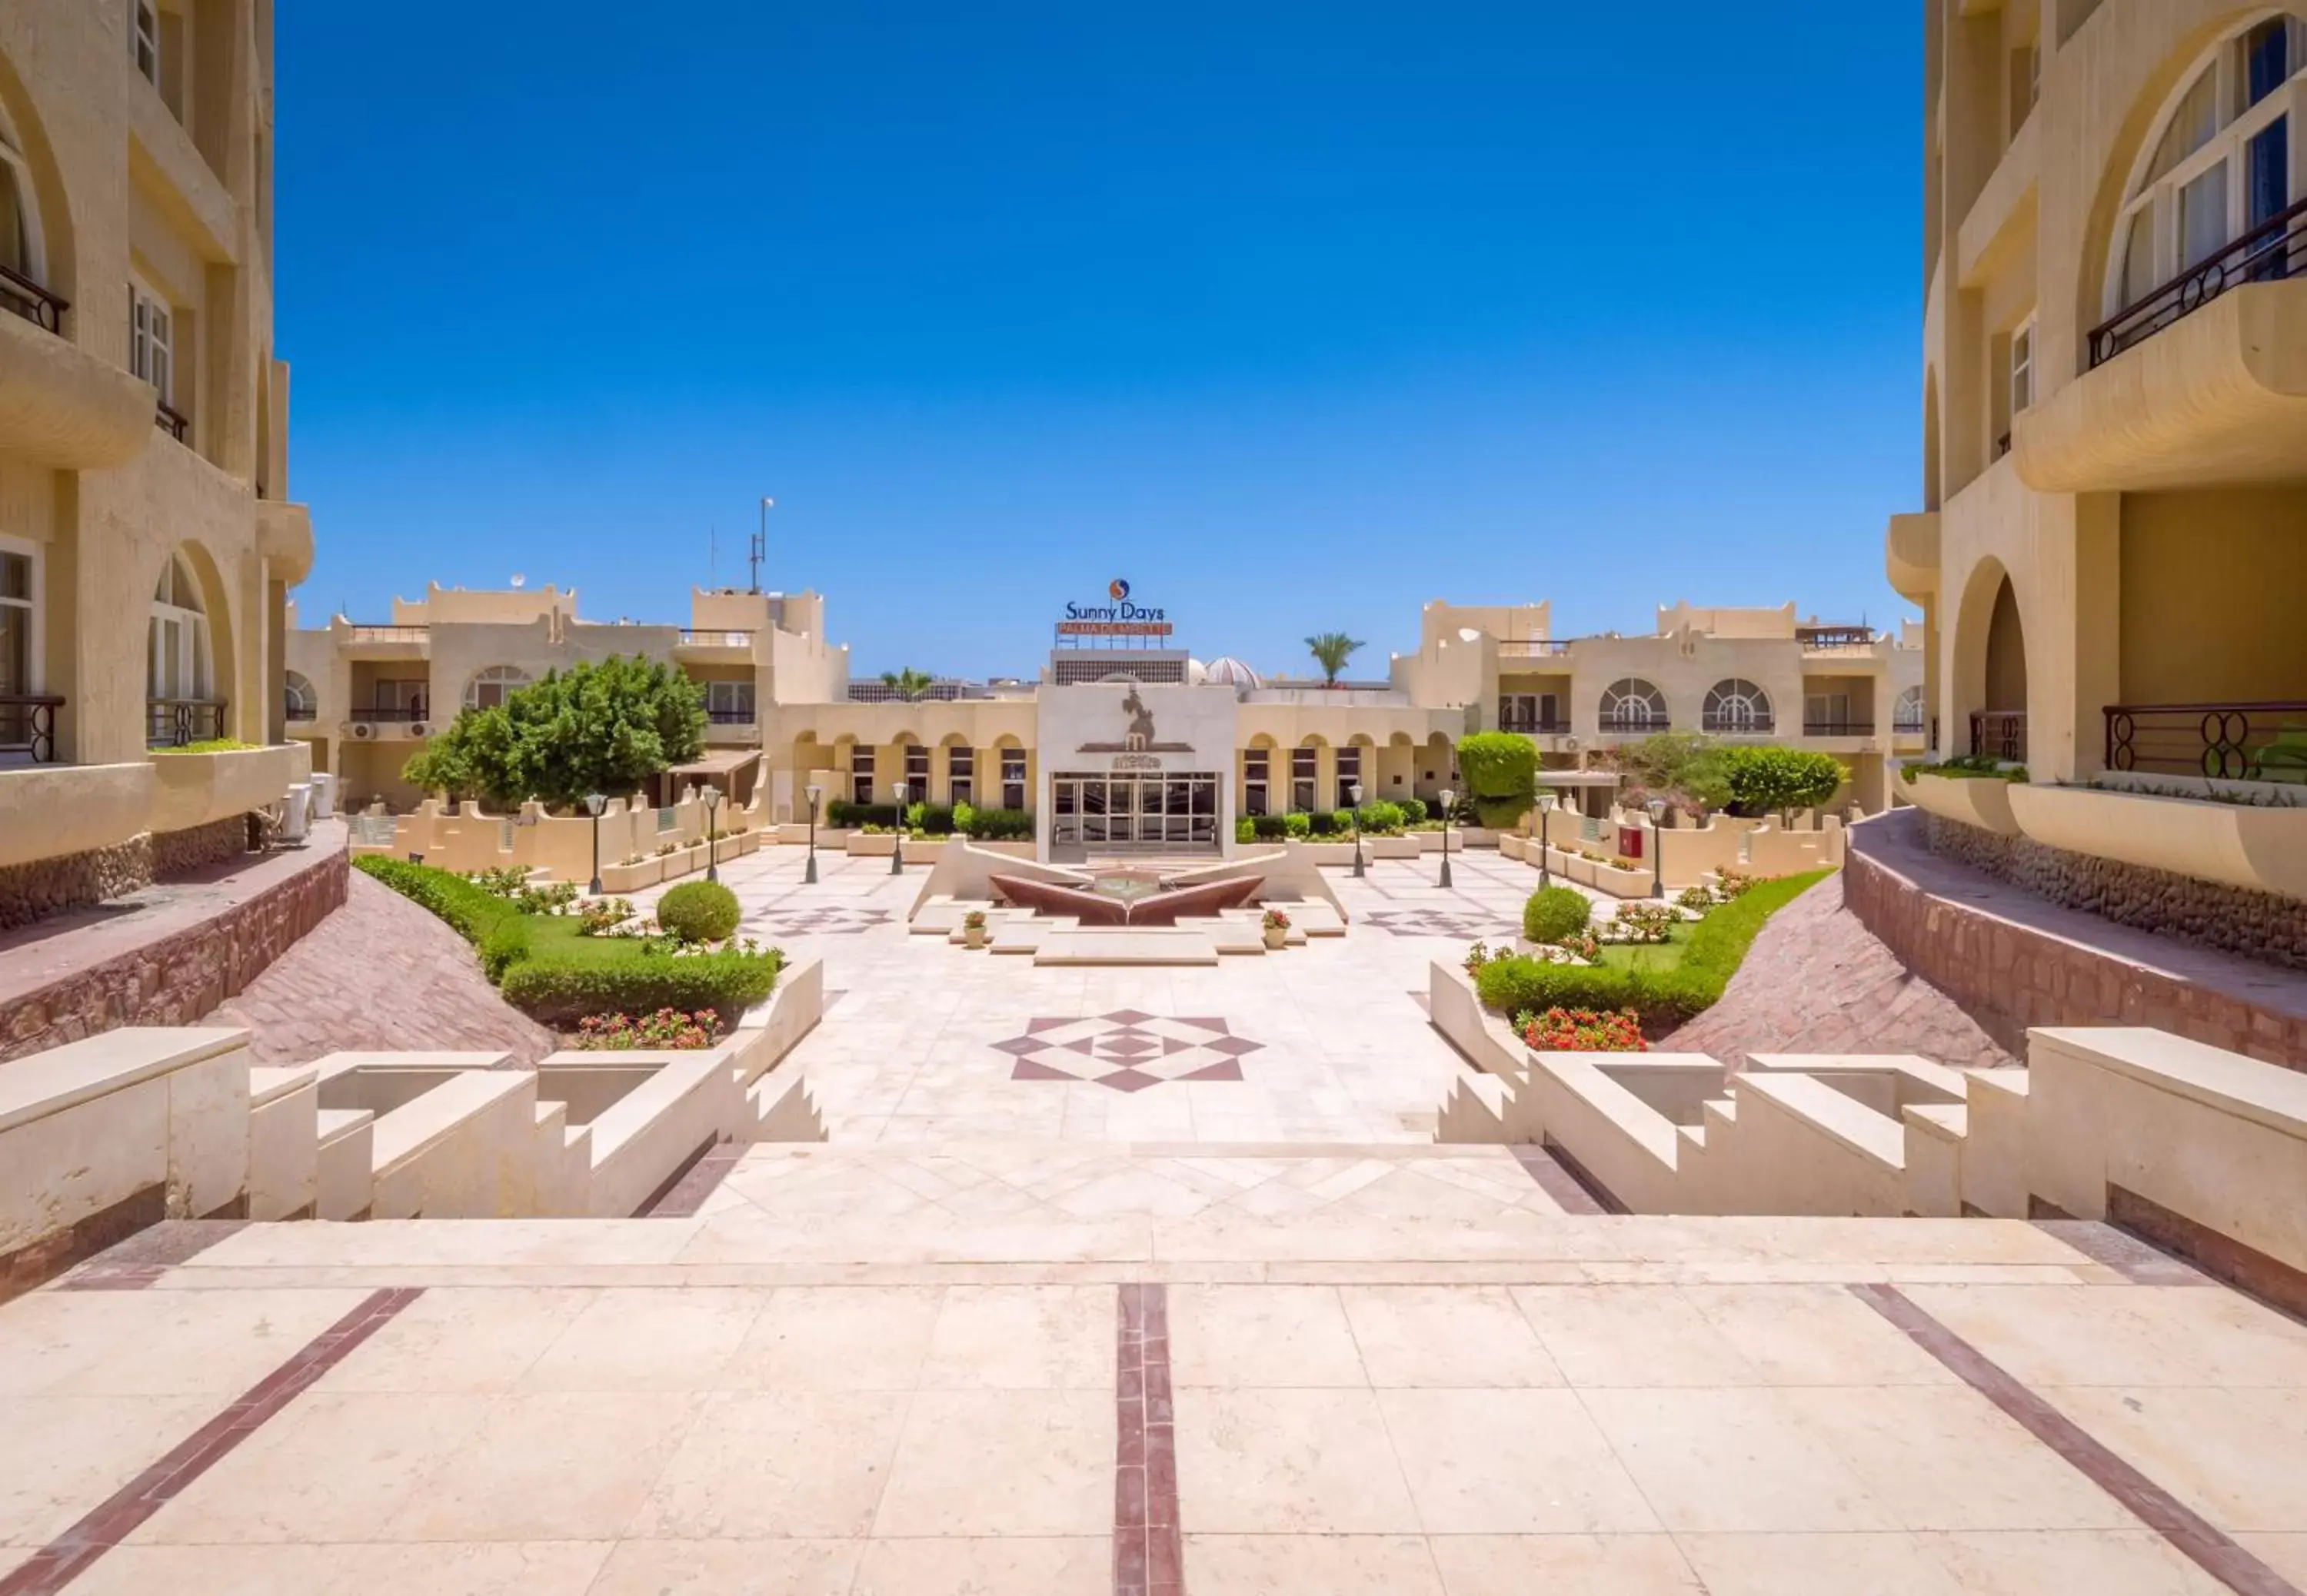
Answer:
[1261,907,1291,951]
[962,908,990,949]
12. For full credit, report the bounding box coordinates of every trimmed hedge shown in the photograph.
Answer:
[1456,731,1539,830]
[355,856,521,945]
[658,879,741,943]
[955,805,1034,840]
[499,948,778,1028]
[1523,885,1593,944]
[1477,869,1830,1029]
[827,800,901,829]
[1397,796,1429,826]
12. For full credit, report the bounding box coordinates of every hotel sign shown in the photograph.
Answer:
[1057,577,1170,639]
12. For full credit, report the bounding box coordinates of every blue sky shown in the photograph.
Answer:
[278,4,1921,680]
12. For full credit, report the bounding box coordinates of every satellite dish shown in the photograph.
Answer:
[511,573,526,589]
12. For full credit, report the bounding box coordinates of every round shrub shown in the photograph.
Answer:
[657,880,741,943]
[1523,885,1593,944]
[1397,796,1429,826]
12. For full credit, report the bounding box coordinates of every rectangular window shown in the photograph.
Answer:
[904,743,929,804]
[1000,750,1026,810]
[129,281,172,406]
[1500,693,1535,732]
[2121,204,2159,307]
[2249,115,2291,235]
[1242,749,1268,817]
[132,1,159,85]
[1335,746,1362,810]
[0,547,32,700]
[2009,320,2034,416]
[704,680,754,720]
[1290,747,1317,813]
[2179,160,2230,269]
[2246,18,2295,108]
[948,746,973,806]
[851,746,874,806]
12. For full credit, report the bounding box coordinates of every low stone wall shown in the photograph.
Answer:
[0,836,153,933]
[1918,810,2307,971]
[0,842,348,1062]
[152,814,255,879]
[1845,826,2307,1072]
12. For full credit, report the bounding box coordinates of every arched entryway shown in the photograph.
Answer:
[1953,558,2029,762]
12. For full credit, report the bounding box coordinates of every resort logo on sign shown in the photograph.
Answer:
[1079,686,1191,766]
[1058,580,1171,637]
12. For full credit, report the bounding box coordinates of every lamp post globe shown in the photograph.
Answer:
[583,792,607,895]
[1437,787,1456,889]
[804,782,822,886]
[889,782,907,875]
[1349,781,1365,878]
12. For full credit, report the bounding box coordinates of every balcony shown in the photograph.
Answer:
[1802,719,1876,737]
[0,291,155,470]
[676,629,755,649]
[1969,710,2027,763]
[2017,206,2307,494]
[2104,700,2307,781]
[705,707,757,725]
[1597,715,1670,736]
[0,694,63,763]
[0,262,67,334]
[285,693,316,723]
[1701,713,1776,735]
[349,704,427,723]
[148,698,226,748]
[1796,625,1878,656]
[1886,513,1940,603]
[155,400,190,444]
[1496,639,1573,659]
[1498,715,1571,735]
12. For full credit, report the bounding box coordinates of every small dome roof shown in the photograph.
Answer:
[1203,657,1262,688]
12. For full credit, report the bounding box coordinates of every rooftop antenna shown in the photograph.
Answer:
[751,497,774,594]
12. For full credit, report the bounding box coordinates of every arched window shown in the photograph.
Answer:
[1600,677,1668,732]
[284,670,316,722]
[463,665,529,710]
[148,554,211,703]
[1702,679,1774,733]
[2105,15,2307,349]
[1894,685,1926,732]
[0,98,51,318]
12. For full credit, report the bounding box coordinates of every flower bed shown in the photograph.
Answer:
[1518,1006,1646,1052]
[568,1008,725,1051]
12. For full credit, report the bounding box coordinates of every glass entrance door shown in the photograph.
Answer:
[1049,773,1220,851]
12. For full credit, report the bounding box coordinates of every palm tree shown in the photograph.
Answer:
[1305,632,1364,687]
[881,667,935,702]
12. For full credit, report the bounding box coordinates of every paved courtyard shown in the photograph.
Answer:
[8,845,2307,1594]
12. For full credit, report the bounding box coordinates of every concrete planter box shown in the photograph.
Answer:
[1290,841,1357,865]
[148,744,298,836]
[905,838,952,863]
[969,840,1037,857]
[2009,782,2307,902]
[1902,771,2022,836]
[0,761,155,870]
[1590,860,1656,898]
[1365,834,1421,860]
[845,833,897,857]
[599,856,663,893]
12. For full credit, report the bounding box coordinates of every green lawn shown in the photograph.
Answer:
[1593,940,1686,973]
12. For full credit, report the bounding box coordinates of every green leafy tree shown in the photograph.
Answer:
[1454,730,1540,829]
[401,655,705,813]
[880,667,935,701]
[1602,732,1733,819]
[1719,746,1846,822]
[1304,632,1364,686]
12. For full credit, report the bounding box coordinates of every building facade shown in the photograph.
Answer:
[1892,0,2307,783]
[0,0,310,909]
[296,582,1920,860]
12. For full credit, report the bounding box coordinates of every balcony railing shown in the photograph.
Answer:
[677,629,754,647]
[0,693,63,763]
[1701,713,1776,734]
[347,624,428,643]
[2105,700,2307,781]
[0,262,68,334]
[285,693,316,723]
[351,704,426,723]
[1496,639,1573,658]
[1498,715,1571,735]
[2089,195,2307,367]
[1893,715,1928,736]
[1600,714,1670,734]
[1802,719,1876,736]
[148,697,225,747]
[1795,624,1876,652]
[155,400,189,442]
[1969,710,2027,763]
[705,706,757,724]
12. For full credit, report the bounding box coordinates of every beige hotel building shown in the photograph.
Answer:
[291,581,1922,859]
[1893,0,2306,785]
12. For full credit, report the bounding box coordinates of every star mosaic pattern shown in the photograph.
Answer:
[991,1010,1264,1092]
[1358,908,1524,941]
[744,906,893,936]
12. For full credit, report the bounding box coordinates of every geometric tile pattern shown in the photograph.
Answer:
[1357,907,1523,941]
[744,906,893,936]
[992,1010,1262,1093]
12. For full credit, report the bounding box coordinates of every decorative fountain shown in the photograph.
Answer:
[986,866,1262,926]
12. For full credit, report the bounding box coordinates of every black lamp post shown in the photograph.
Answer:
[1437,786,1455,889]
[1349,781,1365,879]
[703,786,721,883]
[1647,797,1668,899]
[890,780,907,875]
[1536,791,1556,889]
[583,791,606,895]
[804,782,822,885]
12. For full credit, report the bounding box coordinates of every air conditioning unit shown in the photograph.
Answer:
[408,722,430,739]
[351,723,375,740]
